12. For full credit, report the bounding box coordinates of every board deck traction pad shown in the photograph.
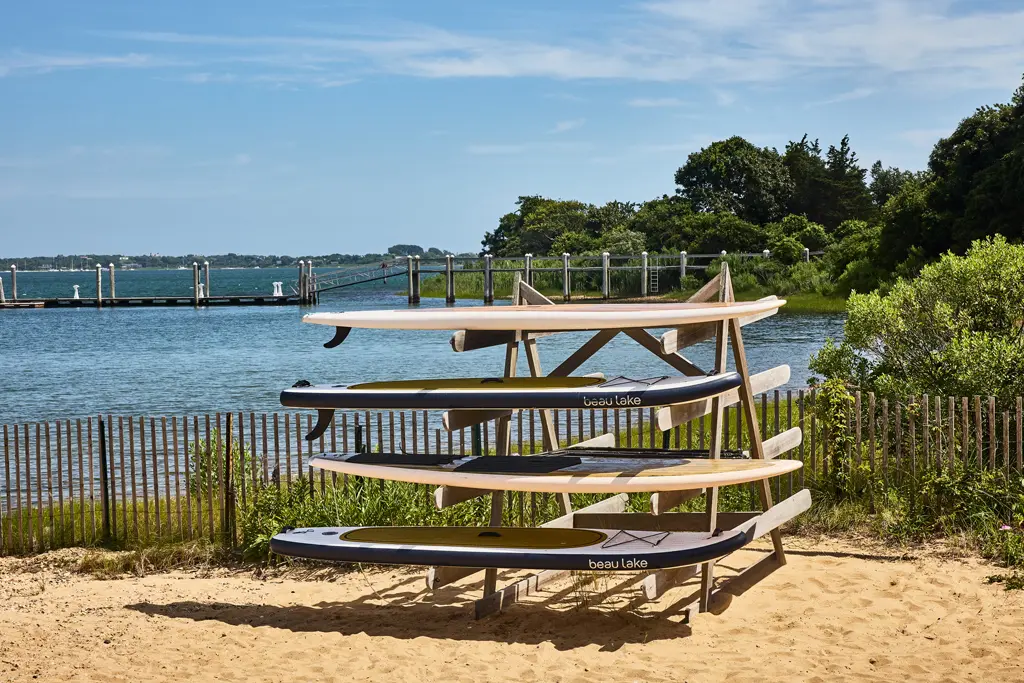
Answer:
[284,372,744,441]
[269,524,751,571]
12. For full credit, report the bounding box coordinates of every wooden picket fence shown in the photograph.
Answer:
[1,390,1020,555]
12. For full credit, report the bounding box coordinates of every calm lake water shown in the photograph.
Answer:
[0,268,844,424]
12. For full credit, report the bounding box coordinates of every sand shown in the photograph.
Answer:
[0,537,1022,683]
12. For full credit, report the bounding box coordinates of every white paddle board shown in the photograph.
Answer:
[309,452,801,494]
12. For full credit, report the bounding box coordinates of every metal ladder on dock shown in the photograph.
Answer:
[649,255,659,294]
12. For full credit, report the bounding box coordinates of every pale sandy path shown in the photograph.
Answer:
[0,537,1021,682]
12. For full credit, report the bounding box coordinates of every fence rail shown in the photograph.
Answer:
[1,389,1017,555]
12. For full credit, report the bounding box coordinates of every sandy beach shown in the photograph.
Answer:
[1,536,1021,683]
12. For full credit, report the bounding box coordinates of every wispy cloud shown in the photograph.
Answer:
[549,118,585,134]
[899,127,950,148]
[807,87,875,107]
[628,97,685,108]
[4,1,1024,92]
[466,144,526,155]
[713,90,737,107]
[0,50,181,77]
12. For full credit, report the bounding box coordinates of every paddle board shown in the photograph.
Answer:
[269,525,750,570]
[284,374,743,440]
[305,299,785,336]
[309,452,801,493]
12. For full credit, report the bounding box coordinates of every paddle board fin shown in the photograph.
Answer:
[305,409,335,441]
[324,326,351,349]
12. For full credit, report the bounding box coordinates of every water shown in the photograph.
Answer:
[0,269,843,424]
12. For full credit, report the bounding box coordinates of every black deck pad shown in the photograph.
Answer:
[453,455,582,473]
[549,447,747,459]
[345,452,458,466]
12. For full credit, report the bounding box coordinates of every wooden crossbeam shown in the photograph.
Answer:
[642,489,811,603]
[659,295,778,355]
[655,365,791,431]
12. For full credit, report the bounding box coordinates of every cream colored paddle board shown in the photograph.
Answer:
[304,299,785,332]
[309,452,801,493]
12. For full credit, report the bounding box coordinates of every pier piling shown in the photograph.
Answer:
[203,261,211,299]
[602,252,610,299]
[192,263,200,308]
[483,254,493,305]
[444,254,455,305]
[95,264,103,309]
[641,251,649,298]
[9,265,16,300]
[561,253,570,301]
[108,264,116,299]
[411,254,419,303]
[680,251,688,280]
[0,275,5,303]
[524,253,533,288]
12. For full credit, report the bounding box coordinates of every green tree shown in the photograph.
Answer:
[674,137,793,224]
[388,244,424,256]
[819,135,876,229]
[626,195,693,251]
[782,135,828,224]
[869,161,917,206]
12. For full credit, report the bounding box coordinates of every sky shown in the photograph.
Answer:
[1,0,1023,257]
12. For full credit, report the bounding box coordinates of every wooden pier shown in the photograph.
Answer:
[1,295,301,309]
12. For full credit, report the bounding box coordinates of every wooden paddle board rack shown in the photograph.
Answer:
[297,264,808,620]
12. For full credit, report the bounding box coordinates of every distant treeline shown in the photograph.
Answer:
[483,76,1024,297]
[3,244,475,271]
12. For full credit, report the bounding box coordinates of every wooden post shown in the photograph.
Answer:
[9,264,16,300]
[98,417,111,543]
[680,251,687,281]
[561,252,570,301]
[803,247,810,262]
[203,261,210,299]
[445,254,455,304]
[224,412,235,545]
[192,262,200,307]
[298,260,306,304]
[524,253,533,287]
[483,254,494,304]
[108,263,116,300]
[307,260,315,304]
[95,264,103,308]
[411,256,421,304]
[0,273,5,303]
[641,251,649,298]
[601,251,610,299]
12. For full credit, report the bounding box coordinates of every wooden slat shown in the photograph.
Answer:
[205,414,214,541]
[947,397,955,471]
[974,396,982,467]
[450,329,554,353]
[642,566,699,601]
[881,399,889,485]
[656,365,791,431]
[151,417,161,539]
[54,421,64,545]
[1017,397,1023,472]
[1004,410,1011,474]
[989,396,997,469]
[76,419,85,543]
[45,422,54,548]
[2,425,8,554]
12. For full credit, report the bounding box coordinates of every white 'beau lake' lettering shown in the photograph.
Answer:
[588,558,649,570]
[582,395,642,408]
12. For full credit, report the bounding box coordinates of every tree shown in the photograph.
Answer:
[674,137,793,224]
[869,161,917,206]
[926,81,1024,255]
[783,135,828,224]
[818,135,876,229]
[626,195,693,251]
[388,244,424,256]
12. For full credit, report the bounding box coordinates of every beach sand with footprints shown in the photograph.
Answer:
[1,536,1022,683]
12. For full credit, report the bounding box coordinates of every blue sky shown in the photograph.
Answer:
[1,0,1022,257]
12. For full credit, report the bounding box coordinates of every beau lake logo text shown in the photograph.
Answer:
[588,558,649,570]
[582,394,642,408]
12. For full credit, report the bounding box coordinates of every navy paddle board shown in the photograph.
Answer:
[269,525,749,571]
